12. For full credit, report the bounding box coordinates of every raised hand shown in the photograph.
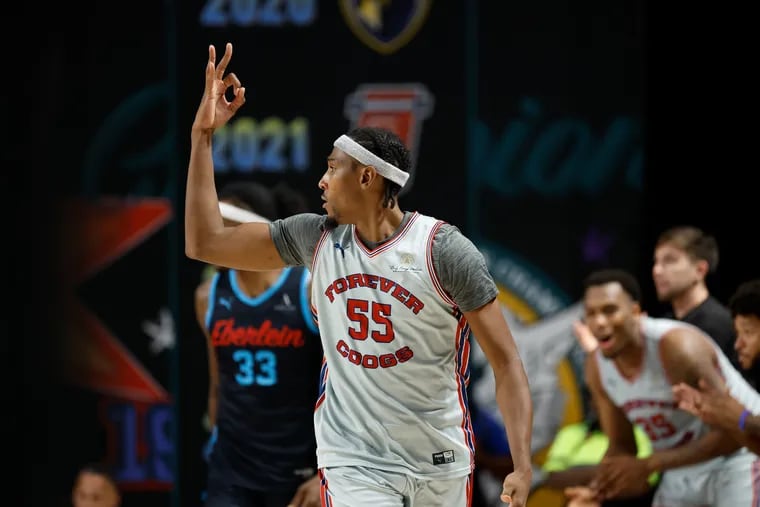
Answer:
[572,320,599,353]
[192,43,246,132]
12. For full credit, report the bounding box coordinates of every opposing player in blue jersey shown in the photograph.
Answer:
[185,43,534,506]
[195,180,323,507]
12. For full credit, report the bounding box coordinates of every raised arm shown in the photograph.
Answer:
[185,43,286,271]
[642,328,743,473]
[465,299,533,506]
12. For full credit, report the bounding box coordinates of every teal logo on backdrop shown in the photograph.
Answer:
[472,97,642,198]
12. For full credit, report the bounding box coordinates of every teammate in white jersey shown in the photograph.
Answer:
[184,43,534,507]
[577,269,760,507]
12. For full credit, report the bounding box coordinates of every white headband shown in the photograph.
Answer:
[219,202,271,224]
[334,134,410,187]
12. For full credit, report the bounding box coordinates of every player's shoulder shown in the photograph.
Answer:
[289,264,311,280]
[411,212,463,238]
[652,315,708,343]
[654,316,715,361]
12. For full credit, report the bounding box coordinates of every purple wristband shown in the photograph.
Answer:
[739,409,751,431]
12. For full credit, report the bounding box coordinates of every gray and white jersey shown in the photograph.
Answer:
[596,316,760,452]
[269,211,498,479]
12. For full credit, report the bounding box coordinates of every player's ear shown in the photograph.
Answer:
[359,165,378,188]
[695,258,710,278]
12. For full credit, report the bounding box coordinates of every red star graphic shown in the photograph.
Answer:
[60,197,173,403]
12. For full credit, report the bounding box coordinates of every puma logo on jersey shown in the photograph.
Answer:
[219,297,232,310]
[274,293,296,312]
[334,242,350,258]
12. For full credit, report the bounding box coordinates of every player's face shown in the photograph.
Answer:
[319,148,362,225]
[72,472,120,507]
[734,314,760,370]
[583,282,642,359]
[652,243,703,302]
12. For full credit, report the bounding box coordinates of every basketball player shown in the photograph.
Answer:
[574,226,737,366]
[185,43,533,506]
[196,180,323,507]
[576,269,760,506]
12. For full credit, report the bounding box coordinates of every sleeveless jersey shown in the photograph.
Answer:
[310,212,475,479]
[205,266,323,491]
[596,316,760,452]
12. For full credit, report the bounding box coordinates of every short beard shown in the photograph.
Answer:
[323,216,339,231]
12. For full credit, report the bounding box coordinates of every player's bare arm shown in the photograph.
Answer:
[584,353,637,457]
[745,415,760,454]
[195,277,220,427]
[747,414,760,436]
[585,355,651,500]
[465,298,532,506]
[185,42,286,271]
[644,328,742,473]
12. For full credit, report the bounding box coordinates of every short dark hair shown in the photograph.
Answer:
[656,226,719,273]
[346,126,411,209]
[218,180,308,221]
[729,279,760,319]
[76,462,119,488]
[582,269,642,303]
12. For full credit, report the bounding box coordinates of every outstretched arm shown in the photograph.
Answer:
[466,298,533,506]
[185,43,286,271]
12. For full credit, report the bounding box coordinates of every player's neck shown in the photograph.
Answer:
[614,339,646,377]
[355,206,405,244]
[670,283,709,319]
[233,269,285,298]
[614,319,646,375]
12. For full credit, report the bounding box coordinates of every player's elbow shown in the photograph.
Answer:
[185,236,214,262]
[185,239,203,260]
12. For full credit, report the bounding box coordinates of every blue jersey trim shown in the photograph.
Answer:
[204,271,221,331]
[229,267,292,306]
